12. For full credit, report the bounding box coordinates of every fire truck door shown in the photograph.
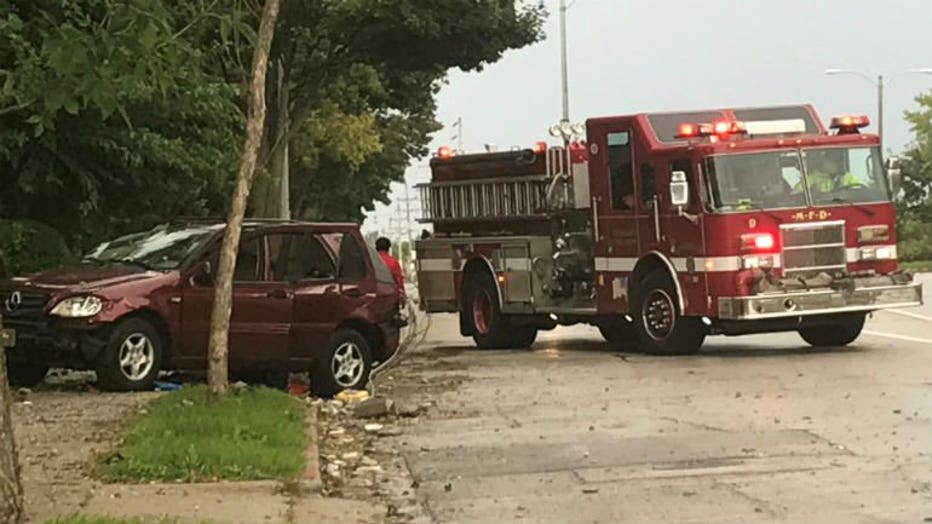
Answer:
[587,123,640,312]
[660,158,706,315]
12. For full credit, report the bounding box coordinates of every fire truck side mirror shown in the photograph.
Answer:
[670,170,689,207]
[885,157,902,197]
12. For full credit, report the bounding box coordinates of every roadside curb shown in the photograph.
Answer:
[298,402,323,494]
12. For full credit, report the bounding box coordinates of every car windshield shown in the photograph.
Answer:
[86,224,219,270]
[704,151,808,210]
[802,146,890,204]
[705,146,891,211]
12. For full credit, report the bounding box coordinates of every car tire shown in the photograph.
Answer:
[632,270,706,355]
[95,318,163,392]
[311,329,373,398]
[6,361,49,388]
[799,314,865,347]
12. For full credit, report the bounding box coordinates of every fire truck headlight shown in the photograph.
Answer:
[857,225,889,243]
[859,246,895,261]
[742,255,773,270]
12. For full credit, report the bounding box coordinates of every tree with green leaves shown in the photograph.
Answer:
[237,0,547,220]
[0,1,243,250]
[897,92,932,261]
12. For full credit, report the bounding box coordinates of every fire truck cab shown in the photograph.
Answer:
[414,104,923,354]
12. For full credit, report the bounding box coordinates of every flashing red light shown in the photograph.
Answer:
[740,232,775,252]
[754,234,775,250]
[533,141,547,153]
[677,123,698,138]
[829,115,870,131]
[437,145,453,159]
[713,120,748,136]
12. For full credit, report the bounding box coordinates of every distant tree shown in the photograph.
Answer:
[897,92,932,261]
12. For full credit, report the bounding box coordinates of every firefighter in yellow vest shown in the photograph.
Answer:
[797,153,862,193]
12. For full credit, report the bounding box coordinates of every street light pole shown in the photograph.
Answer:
[877,74,883,151]
[824,69,884,148]
[559,0,570,125]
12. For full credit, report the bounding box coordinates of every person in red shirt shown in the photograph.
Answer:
[375,237,406,305]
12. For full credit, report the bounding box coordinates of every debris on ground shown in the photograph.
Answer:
[354,396,395,418]
[364,423,385,433]
[337,389,370,404]
[16,388,30,402]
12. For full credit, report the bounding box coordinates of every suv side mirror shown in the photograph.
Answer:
[192,261,213,286]
[670,170,689,207]
[886,156,902,197]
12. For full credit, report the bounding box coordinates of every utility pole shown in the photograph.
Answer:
[277,59,291,220]
[452,117,464,152]
[559,0,570,125]
[389,180,420,245]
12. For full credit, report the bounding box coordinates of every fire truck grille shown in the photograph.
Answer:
[779,221,847,277]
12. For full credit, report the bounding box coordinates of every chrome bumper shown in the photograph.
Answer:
[718,282,923,320]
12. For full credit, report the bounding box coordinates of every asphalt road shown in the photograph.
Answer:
[388,273,932,524]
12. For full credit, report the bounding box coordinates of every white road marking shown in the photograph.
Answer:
[862,330,932,344]
[882,308,932,323]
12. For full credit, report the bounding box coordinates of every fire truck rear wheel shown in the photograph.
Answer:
[464,271,537,349]
[507,326,538,349]
[632,270,706,355]
[798,314,865,347]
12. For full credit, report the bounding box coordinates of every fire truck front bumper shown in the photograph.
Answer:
[717,275,923,320]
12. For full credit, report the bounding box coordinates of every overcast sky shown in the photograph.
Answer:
[365,0,932,234]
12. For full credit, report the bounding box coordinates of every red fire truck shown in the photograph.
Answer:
[414,105,923,354]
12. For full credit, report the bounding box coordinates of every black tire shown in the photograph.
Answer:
[95,318,163,392]
[507,326,538,349]
[6,361,49,388]
[632,270,706,355]
[799,314,866,347]
[598,321,637,348]
[464,271,511,349]
[311,329,373,398]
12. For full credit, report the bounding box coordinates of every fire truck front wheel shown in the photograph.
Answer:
[798,314,866,347]
[632,270,706,355]
[464,272,536,349]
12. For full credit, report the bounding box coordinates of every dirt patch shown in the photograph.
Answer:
[12,374,159,522]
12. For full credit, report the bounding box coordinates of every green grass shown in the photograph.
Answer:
[98,386,307,483]
[900,260,932,272]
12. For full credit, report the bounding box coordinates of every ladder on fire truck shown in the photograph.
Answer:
[417,147,574,222]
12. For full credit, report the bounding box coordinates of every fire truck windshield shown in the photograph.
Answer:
[802,146,890,205]
[704,151,807,211]
[704,146,890,211]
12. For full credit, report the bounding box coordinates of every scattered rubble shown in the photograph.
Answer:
[354,396,395,418]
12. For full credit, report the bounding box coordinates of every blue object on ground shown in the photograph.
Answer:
[154,381,182,391]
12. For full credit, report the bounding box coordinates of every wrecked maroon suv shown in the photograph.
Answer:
[0,220,401,396]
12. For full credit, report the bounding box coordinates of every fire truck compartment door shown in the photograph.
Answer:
[500,243,534,312]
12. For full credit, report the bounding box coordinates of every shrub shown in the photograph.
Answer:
[0,219,75,277]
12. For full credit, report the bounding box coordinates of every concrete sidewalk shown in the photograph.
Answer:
[76,481,383,524]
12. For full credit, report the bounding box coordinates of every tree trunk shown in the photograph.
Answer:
[207,0,282,397]
[0,314,25,523]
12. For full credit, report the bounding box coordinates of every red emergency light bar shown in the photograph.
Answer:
[829,115,870,133]
[434,141,549,159]
[676,120,747,139]
[436,145,453,159]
